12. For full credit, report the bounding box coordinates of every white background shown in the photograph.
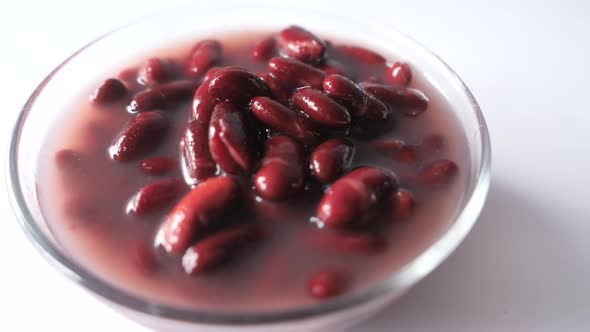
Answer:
[1,0,589,331]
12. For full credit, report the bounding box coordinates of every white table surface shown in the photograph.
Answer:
[1,0,589,331]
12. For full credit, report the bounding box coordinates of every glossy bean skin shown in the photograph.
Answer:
[180,120,218,185]
[252,36,277,62]
[139,156,178,175]
[292,87,351,128]
[208,67,270,104]
[108,111,169,161]
[322,74,390,121]
[258,72,292,106]
[138,58,173,85]
[310,139,354,183]
[91,78,127,104]
[185,40,223,78]
[126,178,186,215]
[391,189,415,220]
[385,61,412,86]
[308,269,347,299]
[268,57,326,90]
[277,25,326,63]
[360,82,428,118]
[415,159,458,188]
[128,80,198,112]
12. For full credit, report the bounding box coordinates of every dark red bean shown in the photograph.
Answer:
[258,72,292,106]
[420,134,444,154]
[250,97,320,144]
[306,230,385,255]
[208,102,255,174]
[180,120,217,185]
[203,66,222,82]
[316,167,397,227]
[208,68,270,104]
[254,136,305,201]
[277,25,326,63]
[368,139,405,153]
[334,45,386,64]
[323,74,390,121]
[416,160,458,188]
[252,36,277,62]
[108,111,169,161]
[139,156,178,175]
[192,77,219,122]
[128,80,199,112]
[126,178,186,215]
[182,224,264,274]
[395,145,420,164]
[268,57,326,90]
[310,139,354,183]
[138,58,173,85]
[360,82,428,118]
[55,149,82,170]
[386,61,412,86]
[369,139,419,163]
[157,176,240,253]
[308,269,347,299]
[292,87,351,128]
[392,189,415,220]
[90,78,127,104]
[185,40,222,78]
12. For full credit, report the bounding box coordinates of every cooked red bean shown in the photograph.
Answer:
[392,189,415,220]
[316,167,397,227]
[258,72,292,105]
[55,149,83,170]
[420,134,444,154]
[369,139,420,163]
[108,111,169,161]
[157,176,240,253]
[277,25,326,63]
[208,102,255,174]
[185,40,222,78]
[180,120,217,185]
[126,178,186,215]
[208,67,270,104]
[416,159,458,188]
[308,269,347,299]
[310,139,354,183]
[292,87,351,128]
[268,57,326,90]
[306,230,385,255]
[90,78,127,104]
[334,45,386,64]
[386,61,412,86]
[395,145,420,164]
[254,136,305,201]
[252,36,277,62]
[250,97,320,144]
[360,82,428,118]
[139,156,178,175]
[182,224,264,274]
[192,76,219,122]
[368,139,405,153]
[322,74,390,121]
[138,58,173,85]
[128,80,198,112]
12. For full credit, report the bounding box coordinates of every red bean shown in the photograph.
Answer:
[180,120,217,185]
[208,102,255,174]
[416,160,458,188]
[252,36,277,62]
[310,139,354,183]
[306,230,385,255]
[157,176,240,253]
[250,97,320,144]
[308,269,347,299]
[182,224,264,274]
[420,134,445,154]
[368,139,405,153]
[334,45,386,64]
[208,67,270,104]
[55,149,83,170]
[395,145,420,164]
[138,58,173,85]
[323,74,390,121]
[202,66,222,82]
[108,111,169,161]
[268,57,326,90]
[386,61,412,86]
[360,82,428,118]
[316,167,397,227]
[392,189,415,220]
[128,80,199,112]
[126,178,186,215]
[185,40,222,78]
[292,87,351,128]
[258,72,292,106]
[90,78,127,104]
[254,136,305,201]
[369,139,419,163]
[277,25,326,63]
[192,77,219,122]
[139,156,178,175]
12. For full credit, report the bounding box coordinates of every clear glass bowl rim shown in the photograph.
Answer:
[7,4,491,326]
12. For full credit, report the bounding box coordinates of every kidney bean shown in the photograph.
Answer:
[316,167,397,227]
[138,58,176,85]
[386,61,412,86]
[252,36,277,62]
[202,66,222,82]
[128,80,199,112]
[126,178,186,215]
[258,72,292,106]
[277,25,326,63]
[108,111,169,161]
[139,156,178,175]
[180,120,217,185]
[395,145,420,164]
[308,269,347,299]
[292,87,351,128]
[369,139,420,164]
[416,159,458,188]
[392,189,415,220]
[55,149,82,170]
[90,78,127,104]
[322,74,390,121]
[306,230,385,255]
[208,102,255,174]
[157,176,240,253]
[182,224,264,274]
[360,82,428,118]
[310,139,354,183]
[368,139,404,153]
[420,134,444,154]
[334,45,386,64]
[250,97,320,144]
[185,40,223,78]
[268,57,326,90]
[208,67,270,104]
[254,136,305,201]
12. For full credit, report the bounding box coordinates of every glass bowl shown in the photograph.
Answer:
[7,5,491,332]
